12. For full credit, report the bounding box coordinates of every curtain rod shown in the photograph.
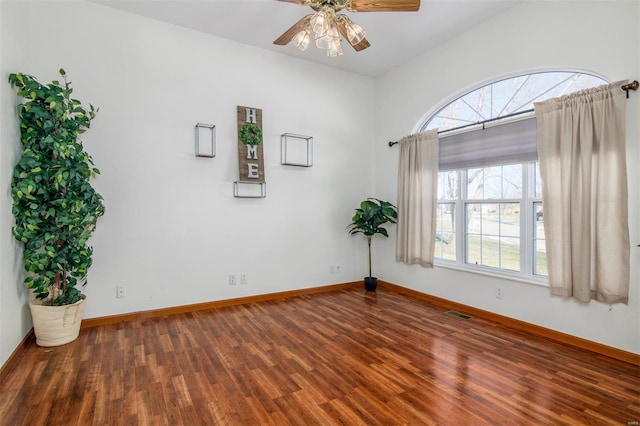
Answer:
[388,79,639,147]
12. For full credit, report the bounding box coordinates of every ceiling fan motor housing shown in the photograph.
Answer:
[309,1,348,13]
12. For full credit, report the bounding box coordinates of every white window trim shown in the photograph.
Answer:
[434,261,549,288]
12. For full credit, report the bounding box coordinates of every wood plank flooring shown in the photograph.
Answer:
[0,287,638,425]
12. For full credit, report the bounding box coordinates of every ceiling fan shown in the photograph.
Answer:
[273,0,420,57]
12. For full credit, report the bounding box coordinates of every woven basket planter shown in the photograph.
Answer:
[28,299,85,347]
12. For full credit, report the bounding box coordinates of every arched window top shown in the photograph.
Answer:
[421,71,609,132]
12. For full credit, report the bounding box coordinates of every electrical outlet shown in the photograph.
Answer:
[496,287,504,300]
[229,274,237,285]
[335,264,341,273]
[240,273,248,285]
[330,265,336,273]
[116,286,125,298]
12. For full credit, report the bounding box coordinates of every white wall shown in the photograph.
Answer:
[0,1,33,369]
[0,1,375,366]
[374,0,640,354]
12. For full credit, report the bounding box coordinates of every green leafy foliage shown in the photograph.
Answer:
[8,69,105,306]
[239,123,262,146]
[348,198,397,238]
[348,198,397,278]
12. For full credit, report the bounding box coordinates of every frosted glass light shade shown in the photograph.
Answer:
[293,29,310,51]
[345,20,365,45]
[310,10,329,36]
[327,41,343,57]
[316,25,339,49]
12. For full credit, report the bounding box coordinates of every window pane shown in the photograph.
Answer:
[467,166,523,200]
[500,237,520,271]
[436,204,456,260]
[438,171,458,200]
[491,76,529,115]
[502,164,523,198]
[459,87,492,122]
[483,235,500,269]
[466,204,482,234]
[534,202,547,276]
[481,204,497,236]
[465,202,520,271]
[483,167,503,199]
[467,168,484,199]
[466,233,481,265]
[500,203,520,270]
[501,203,520,237]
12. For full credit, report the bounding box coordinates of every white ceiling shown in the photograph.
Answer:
[94,0,521,77]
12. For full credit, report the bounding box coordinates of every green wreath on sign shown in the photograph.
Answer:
[239,123,262,146]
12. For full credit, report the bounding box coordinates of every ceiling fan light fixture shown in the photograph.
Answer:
[327,41,344,57]
[293,29,310,51]
[315,25,340,50]
[310,7,332,36]
[275,0,420,57]
[341,16,366,45]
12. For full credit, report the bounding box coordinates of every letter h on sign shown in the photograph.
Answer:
[245,108,257,124]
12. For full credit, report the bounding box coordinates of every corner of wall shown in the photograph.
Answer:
[0,0,33,369]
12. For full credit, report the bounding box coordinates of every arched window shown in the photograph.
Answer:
[425,71,608,283]
[421,71,608,133]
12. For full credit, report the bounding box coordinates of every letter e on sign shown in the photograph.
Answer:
[247,164,259,178]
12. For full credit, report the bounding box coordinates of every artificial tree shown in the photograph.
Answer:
[9,69,105,307]
[348,198,398,291]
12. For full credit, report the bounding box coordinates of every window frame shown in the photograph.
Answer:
[435,163,548,285]
[422,70,609,286]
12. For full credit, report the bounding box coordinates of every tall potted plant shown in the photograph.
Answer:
[348,198,398,292]
[9,69,105,346]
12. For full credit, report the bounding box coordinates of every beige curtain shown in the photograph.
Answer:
[396,129,439,267]
[534,81,629,304]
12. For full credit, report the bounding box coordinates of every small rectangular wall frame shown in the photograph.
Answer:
[195,123,216,158]
[281,133,313,167]
[234,181,266,198]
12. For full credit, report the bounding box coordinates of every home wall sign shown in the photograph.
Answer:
[237,106,265,182]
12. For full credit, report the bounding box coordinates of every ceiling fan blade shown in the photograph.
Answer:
[335,19,371,52]
[276,0,308,4]
[347,0,420,12]
[273,15,313,45]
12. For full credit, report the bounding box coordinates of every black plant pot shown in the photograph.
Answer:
[364,276,378,292]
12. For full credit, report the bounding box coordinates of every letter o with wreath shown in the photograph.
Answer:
[239,123,262,146]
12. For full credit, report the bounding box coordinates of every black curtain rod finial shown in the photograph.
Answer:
[622,80,639,98]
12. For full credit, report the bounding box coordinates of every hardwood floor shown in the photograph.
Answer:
[0,287,638,425]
